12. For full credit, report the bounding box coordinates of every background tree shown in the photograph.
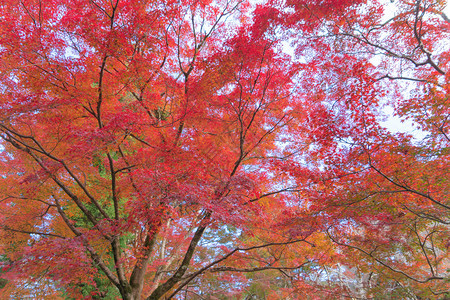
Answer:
[262,0,450,298]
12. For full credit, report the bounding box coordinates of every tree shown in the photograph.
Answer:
[265,0,450,298]
[0,0,448,299]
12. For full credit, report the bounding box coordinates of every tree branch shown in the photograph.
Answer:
[146,212,211,300]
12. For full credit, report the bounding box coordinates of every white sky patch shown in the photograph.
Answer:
[380,106,427,140]
[445,2,450,15]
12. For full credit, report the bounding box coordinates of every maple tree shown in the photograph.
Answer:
[269,0,450,298]
[0,0,448,299]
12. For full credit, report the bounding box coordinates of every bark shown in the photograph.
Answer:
[146,213,210,299]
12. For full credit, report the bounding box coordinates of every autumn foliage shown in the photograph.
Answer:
[0,0,448,299]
